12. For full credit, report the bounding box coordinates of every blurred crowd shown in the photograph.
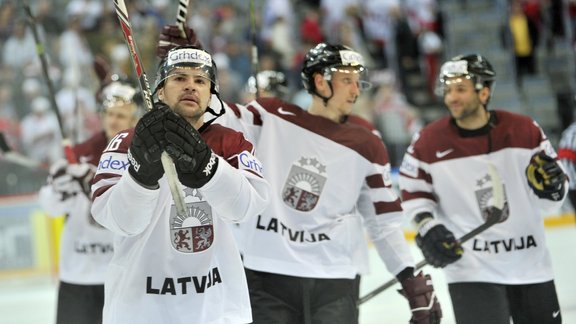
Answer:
[1,0,575,168]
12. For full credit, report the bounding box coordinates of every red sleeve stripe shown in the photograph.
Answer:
[366,174,385,188]
[399,169,433,185]
[374,200,402,214]
[92,184,113,201]
[401,190,437,202]
[558,148,576,163]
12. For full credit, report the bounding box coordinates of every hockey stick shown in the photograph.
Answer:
[249,0,260,98]
[0,132,47,170]
[23,2,76,163]
[175,0,190,38]
[358,164,505,305]
[112,0,187,217]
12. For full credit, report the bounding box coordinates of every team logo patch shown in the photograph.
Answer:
[169,188,214,253]
[474,171,509,222]
[281,157,327,211]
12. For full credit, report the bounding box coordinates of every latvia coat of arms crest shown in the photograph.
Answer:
[474,171,509,222]
[282,157,327,211]
[169,188,214,253]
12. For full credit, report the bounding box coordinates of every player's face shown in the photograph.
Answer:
[102,102,137,140]
[158,67,212,125]
[442,77,488,124]
[325,67,362,115]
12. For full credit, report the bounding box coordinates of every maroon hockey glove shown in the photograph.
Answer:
[93,55,112,103]
[399,271,442,324]
[526,151,567,201]
[415,212,462,268]
[127,103,171,188]
[164,112,218,188]
[156,24,203,59]
[48,160,96,199]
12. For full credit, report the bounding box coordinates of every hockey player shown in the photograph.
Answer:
[558,121,576,209]
[157,25,441,324]
[399,54,568,323]
[90,45,269,324]
[243,69,290,102]
[38,80,140,324]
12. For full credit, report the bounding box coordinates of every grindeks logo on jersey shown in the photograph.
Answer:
[238,150,263,177]
[169,188,214,253]
[282,156,327,211]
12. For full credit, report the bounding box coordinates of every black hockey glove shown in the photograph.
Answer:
[48,160,95,200]
[526,151,567,201]
[398,271,442,324]
[157,24,203,59]
[127,103,171,188]
[164,112,218,188]
[414,212,463,268]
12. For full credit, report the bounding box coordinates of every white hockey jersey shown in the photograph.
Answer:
[214,97,414,280]
[559,122,576,190]
[399,110,567,284]
[90,124,269,324]
[38,132,113,285]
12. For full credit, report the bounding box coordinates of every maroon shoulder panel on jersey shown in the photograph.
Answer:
[91,128,134,201]
[202,124,255,170]
[73,131,109,166]
[252,98,389,165]
[412,111,542,164]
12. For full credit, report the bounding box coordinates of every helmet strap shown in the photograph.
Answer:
[199,93,225,133]
[316,81,334,107]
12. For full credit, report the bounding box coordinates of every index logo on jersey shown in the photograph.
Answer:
[96,152,130,176]
[168,48,212,67]
[339,50,364,66]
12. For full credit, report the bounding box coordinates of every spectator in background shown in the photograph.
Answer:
[65,0,103,32]
[360,0,400,70]
[0,1,17,42]
[502,0,540,89]
[0,85,20,151]
[319,0,359,43]
[56,68,99,143]
[370,70,423,167]
[58,15,94,74]
[261,0,295,71]
[20,96,62,165]
[1,19,40,71]
[300,5,324,45]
